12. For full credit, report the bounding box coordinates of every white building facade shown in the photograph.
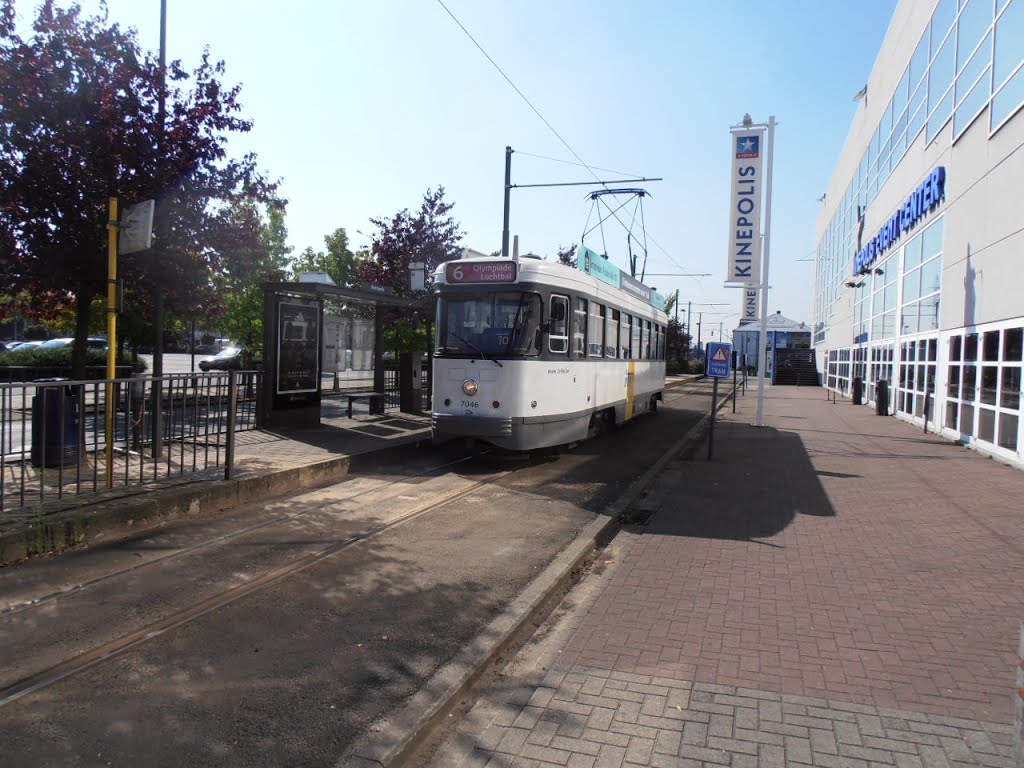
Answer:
[814,0,1024,466]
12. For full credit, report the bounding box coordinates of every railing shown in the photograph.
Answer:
[0,370,261,515]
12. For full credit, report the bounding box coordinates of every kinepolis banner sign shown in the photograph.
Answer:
[741,287,758,323]
[727,129,765,285]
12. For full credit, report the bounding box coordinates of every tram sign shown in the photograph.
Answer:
[446,260,518,284]
[707,342,732,378]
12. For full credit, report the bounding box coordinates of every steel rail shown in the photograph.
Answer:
[0,460,522,709]
[1,451,484,618]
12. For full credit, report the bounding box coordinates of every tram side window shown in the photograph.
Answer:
[607,309,619,358]
[549,295,568,354]
[659,324,666,360]
[620,313,630,358]
[588,303,605,357]
[631,316,641,360]
[645,320,652,359]
[572,297,587,358]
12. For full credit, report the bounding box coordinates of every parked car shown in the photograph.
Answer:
[198,346,248,371]
[8,340,44,351]
[35,336,107,351]
[39,337,73,349]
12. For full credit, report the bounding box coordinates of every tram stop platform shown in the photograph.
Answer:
[427,384,1024,768]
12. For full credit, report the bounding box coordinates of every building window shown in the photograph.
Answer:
[992,0,1024,131]
[900,219,943,337]
[944,325,1022,450]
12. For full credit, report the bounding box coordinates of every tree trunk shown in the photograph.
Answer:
[72,286,94,380]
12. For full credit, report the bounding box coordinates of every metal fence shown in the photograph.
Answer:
[0,370,260,515]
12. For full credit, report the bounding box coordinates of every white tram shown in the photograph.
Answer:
[431,251,668,451]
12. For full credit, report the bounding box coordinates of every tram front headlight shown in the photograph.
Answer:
[462,379,478,396]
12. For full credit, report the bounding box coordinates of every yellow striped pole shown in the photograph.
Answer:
[105,197,118,488]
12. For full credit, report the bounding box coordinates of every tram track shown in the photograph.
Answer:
[0,380,718,710]
[0,379,723,765]
[0,449,484,618]
[0,455,527,710]
[1,381,714,624]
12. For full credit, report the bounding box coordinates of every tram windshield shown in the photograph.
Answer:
[437,291,543,357]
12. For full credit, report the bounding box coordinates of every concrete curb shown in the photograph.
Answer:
[344,387,728,767]
[0,436,431,564]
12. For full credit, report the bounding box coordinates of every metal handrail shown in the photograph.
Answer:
[0,370,261,516]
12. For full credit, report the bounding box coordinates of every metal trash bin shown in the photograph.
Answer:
[399,352,423,414]
[875,379,889,416]
[31,378,80,468]
[852,376,863,405]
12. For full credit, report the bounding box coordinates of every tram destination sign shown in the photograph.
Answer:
[446,260,518,284]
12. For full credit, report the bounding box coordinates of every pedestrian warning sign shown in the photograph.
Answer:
[707,342,732,378]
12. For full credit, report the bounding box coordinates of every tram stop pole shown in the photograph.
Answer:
[732,363,737,413]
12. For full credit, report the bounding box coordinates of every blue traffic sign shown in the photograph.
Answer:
[707,342,732,378]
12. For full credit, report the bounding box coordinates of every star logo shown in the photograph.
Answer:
[736,135,760,158]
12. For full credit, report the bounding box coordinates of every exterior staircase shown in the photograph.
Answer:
[773,349,820,386]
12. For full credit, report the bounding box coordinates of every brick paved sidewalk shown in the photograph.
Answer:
[433,385,1024,767]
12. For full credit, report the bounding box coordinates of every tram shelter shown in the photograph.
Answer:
[259,280,432,430]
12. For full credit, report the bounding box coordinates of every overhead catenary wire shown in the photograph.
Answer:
[513,150,645,180]
[435,0,696,280]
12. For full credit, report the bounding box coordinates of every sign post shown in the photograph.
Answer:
[725,114,775,428]
[706,342,732,460]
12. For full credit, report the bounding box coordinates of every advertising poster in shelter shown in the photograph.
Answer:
[276,299,320,394]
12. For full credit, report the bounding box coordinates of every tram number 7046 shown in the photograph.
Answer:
[461,401,479,409]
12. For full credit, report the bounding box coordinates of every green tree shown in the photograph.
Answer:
[290,227,360,287]
[0,1,275,376]
[360,187,463,296]
[556,243,578,268]
[360,188,463,357]
[217,200,292,355]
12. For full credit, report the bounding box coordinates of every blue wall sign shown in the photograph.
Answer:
[854,166,945,275]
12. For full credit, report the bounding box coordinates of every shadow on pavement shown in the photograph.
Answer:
[647,419,835,542]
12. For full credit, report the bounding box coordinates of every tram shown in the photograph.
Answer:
[431,247,668,451]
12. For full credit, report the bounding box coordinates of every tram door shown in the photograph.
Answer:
[625,361,636,420]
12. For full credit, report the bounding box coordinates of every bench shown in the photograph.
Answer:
[345,391,386,418]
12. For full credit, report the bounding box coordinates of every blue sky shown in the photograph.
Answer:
[16,0,897,337]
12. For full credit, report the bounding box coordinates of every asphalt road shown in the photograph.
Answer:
[0,380,716,767]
